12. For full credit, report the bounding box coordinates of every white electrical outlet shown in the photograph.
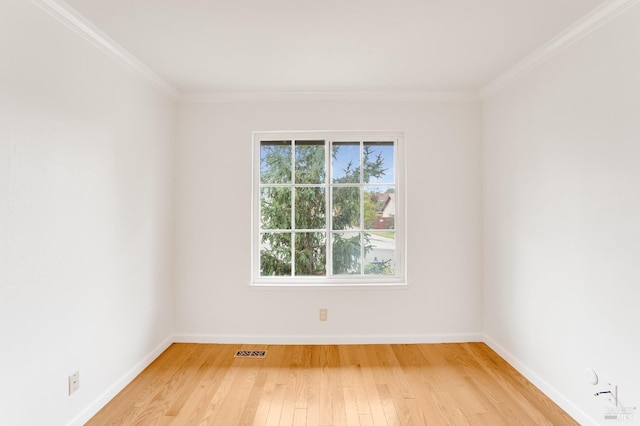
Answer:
[69,371,79,395]
[319,308,328,321]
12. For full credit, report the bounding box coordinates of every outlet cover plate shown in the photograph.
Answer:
[69,371,79,395]
[319,309,328,321]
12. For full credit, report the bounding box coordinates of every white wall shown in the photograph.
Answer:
[11,0,638,423]
[174,100,482,342]
[0,1,175,425]
[482,5,640,425]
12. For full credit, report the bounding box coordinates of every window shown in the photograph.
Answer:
[252,131,405,286]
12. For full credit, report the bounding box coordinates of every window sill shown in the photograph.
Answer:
[250,277,408,290]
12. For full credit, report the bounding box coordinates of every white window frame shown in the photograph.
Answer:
[251,130,406,287]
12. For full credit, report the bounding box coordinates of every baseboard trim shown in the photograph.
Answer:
[67,336,173,426]
[482,334,597,426]
[172,333,484,345]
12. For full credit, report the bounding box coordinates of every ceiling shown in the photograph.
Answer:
[63,0,605,95]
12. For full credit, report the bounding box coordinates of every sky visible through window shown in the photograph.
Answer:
[259,140,394,185]
[331,142,395,185]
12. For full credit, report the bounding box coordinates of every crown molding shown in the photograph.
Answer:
[480,0,640,99]
[35,0,636,104]
[31,0,179,101]
[178,90,480,104]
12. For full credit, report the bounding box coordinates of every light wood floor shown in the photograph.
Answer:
[87,343,577,425]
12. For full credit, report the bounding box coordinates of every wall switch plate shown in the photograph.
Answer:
[69,371,79,395]
[319,308,328,321]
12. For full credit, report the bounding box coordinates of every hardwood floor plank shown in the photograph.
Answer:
[356,345,395,426]
[165,345,237,424]
[415,344,473,425]
[390,344,450,425]
[210,357,265,425]
[359,413,375,426]
[294,346,313,410]
[279,346,303,426]
[251,345,288,426]
[87,343,578,426]
[376,383,400,425]
[342,386,360,426]
[429,344,492,421]
[292,408,308,426]
[318,345,338,425]
[304,345,322,426]
[265,384,286,426]
[471,343,574,425]
[403,398,427,426]
[455,343,550,424]
[89,344,205,425]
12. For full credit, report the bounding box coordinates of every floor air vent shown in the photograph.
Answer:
[235,350,267,358]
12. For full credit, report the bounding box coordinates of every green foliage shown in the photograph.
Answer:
[260,187,291,229]
[363,191,378,229]
[260,232,292,276]
[295,233,326,275]
[362,146,386,184]
[332,186,359,230]
[332,234,361,274]
[364,258,392,275]
[259,141,389,276]
[295,144,325,184]
[295,187,325,229]
[260,142,291,184]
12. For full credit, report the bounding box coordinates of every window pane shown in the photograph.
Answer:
[363,187,395,230]
[295,141,325,184]
[364,232,395,275]
[295,232,326,276]
[260,232,292,276]
[295,187,325,230]
[332,232,361,275]
[332,142,360,183]
[363,142,394,184]
[261,188,291,230]
[332,187,360,230]
[261,141,291,184]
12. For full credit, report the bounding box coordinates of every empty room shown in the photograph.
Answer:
[1,0,639,424]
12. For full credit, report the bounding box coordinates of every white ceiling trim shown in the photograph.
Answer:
[480,0,640,99]
[31,0,179,100]
[28,0,479,104]
[179,91,480,104]
[32,0,633,103]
